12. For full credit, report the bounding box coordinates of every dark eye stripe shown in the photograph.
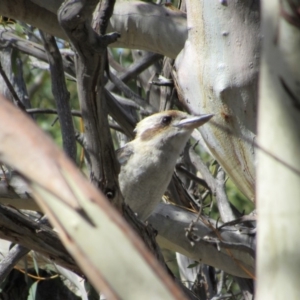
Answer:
[162,116,172,125]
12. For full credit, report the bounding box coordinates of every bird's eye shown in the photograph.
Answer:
[161,116,172,125]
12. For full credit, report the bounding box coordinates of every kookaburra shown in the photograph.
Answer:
[117,110,213,221]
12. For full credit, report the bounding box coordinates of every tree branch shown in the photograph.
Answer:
[40,31,77,162]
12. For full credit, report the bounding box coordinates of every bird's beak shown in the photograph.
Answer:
[174,113,214,129]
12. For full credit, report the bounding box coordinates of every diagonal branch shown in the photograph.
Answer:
[40,31,77,162]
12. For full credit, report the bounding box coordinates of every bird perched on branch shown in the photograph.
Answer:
[117,110,213,221]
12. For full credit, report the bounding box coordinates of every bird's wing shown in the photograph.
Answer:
[116,144,134,166]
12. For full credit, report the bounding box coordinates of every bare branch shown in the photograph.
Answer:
[40,31,77,162]
[106,52,162,90]
[0,205,78,272]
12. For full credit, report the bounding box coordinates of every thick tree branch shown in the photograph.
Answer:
[58,0,122,208]
[0,205,79,273]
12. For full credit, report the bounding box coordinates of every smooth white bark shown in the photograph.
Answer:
[149,203,255,278]
[256,0,300,298]
[175,0,259,200]
[0,1,187,58]
[107,1,187,58]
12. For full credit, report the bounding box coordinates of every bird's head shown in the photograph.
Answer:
[134,110,213,151]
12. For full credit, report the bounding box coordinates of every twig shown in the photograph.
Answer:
[106,52,162,90]
[26,108,125,133]
[27,108,81,117]
[176,164,210,190]
[108,70,156,115]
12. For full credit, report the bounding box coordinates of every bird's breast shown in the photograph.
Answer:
[118,148,176,220]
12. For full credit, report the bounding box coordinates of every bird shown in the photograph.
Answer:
[117,110,213,221]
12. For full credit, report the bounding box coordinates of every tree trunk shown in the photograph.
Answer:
[256,0,300,298]
[175,0,260,201]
